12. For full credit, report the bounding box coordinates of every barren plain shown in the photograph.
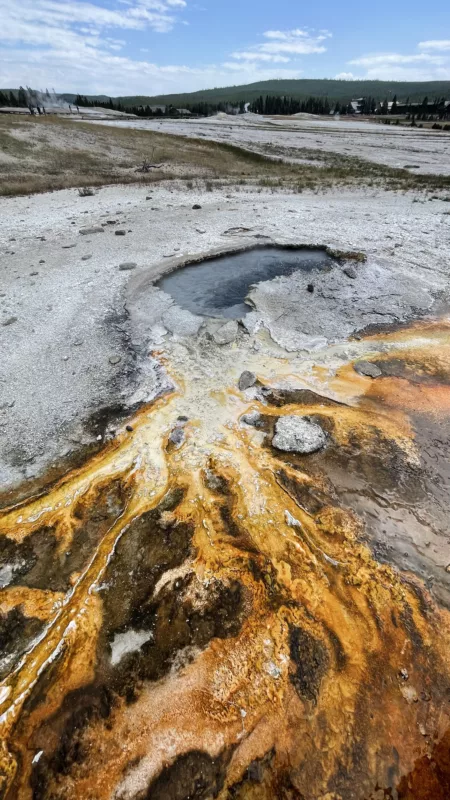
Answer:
[0,113,450,800]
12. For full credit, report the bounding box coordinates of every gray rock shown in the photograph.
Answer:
[343,266,357,279]
[272,416,326,454]
[79,227,104,235]
[213,320,239,345]
[115,230,126,236]
[2,316,17,326]
[354,360,382,378]
[238,371,257,391]
[109,355,122,365]
[119,262,137,271]
[162,306,203,337]
[192,204,202,210]
[62,244,77,249]
[241,411,261,427]
[81,255,92,261]
[169,426,185,446]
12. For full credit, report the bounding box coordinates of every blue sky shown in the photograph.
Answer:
[1,0,449,95]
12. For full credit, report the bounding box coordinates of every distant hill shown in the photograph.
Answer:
[59,79,450,109]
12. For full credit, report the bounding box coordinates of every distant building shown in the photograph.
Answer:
[386,99,450,116]
[350,98,364,114]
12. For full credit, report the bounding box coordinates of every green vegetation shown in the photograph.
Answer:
[57,78,450,111]
[1,114,450,198]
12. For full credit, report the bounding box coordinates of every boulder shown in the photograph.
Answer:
[241,411,261,427]
[354,361,382,378]
[238,371,257,391]
[272,415,326,454]
[213,320,239,345]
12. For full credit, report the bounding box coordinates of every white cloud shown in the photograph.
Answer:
[230,51,290,63]
[418,40,450,51]
[349,53,445,66]
[230,27,330,63]
[0,2,309,94]
[334,72,358,80]
[346,43,450,81]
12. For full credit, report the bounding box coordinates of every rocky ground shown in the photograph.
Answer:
[1,120,450,799]
[1,183,449,502]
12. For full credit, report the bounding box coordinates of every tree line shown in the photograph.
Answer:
[2,88,448,121]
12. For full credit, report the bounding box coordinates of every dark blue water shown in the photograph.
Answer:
[157,247,334,319]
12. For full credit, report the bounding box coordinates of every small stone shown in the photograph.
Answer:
[126,425,133,432]
[1,316,17,326]
[169,427,184,446]
[446,564,450,573]
[238,371,257,391]
[307,283,314,293]
[196,228,206,234]
[119,262,137,271]
[241,411,261,427]
[81,255,92,261]
[39,259,45,264]
[106,220,117,225]
[343,266,357,279]
[272,416,327,454]
[399,668,409,681]
[354,361,382,379]
[213,320,239,345]
[418,724,427,736]
[79,227,104,235]
[109,355,121,365]
[192,204,202,210]
[73,339,83,346]
[115,230,126,236]
[400,685,419,704]
[30,271,38,276]
[62,244,77,249]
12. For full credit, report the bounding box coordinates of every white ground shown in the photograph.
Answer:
[1,181,449,499]
[91,114,450,176]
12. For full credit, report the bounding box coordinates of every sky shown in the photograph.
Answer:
[1,0,450,96]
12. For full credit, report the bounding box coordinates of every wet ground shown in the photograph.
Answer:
[1,316,450,800]
[1,178,450,799]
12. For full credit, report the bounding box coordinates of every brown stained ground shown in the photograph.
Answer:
[0,322,450,800]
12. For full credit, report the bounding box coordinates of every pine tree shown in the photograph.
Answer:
[391,95,398,114]
[19,86,28,107]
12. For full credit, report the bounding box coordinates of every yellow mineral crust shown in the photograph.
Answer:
[0,321,449,799]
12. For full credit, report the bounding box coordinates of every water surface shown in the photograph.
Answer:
[157,246,334,319]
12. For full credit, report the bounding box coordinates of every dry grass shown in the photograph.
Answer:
[1,114,450,197]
